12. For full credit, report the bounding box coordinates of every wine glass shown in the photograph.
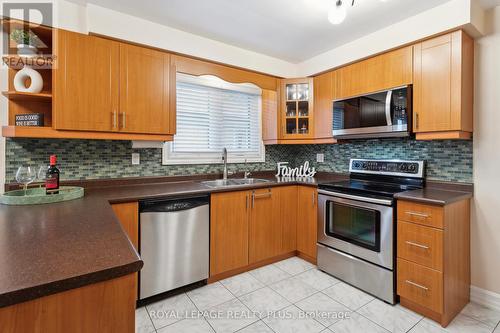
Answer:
[38,165,47,188]
[15,166,37,196]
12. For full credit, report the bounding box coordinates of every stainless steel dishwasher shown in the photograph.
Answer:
[139,195,209,300]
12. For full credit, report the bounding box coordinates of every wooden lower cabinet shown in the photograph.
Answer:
[209,186,305,279]
[111,202,139,249]
[249,188,282,263]
[397,199,470,327]
[297,186,318,262]
[0,274,136,333]
[280,186,298,253]
[210,191,250,276]
[111,202,139,300]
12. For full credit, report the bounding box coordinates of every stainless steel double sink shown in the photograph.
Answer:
[200,178,270,188]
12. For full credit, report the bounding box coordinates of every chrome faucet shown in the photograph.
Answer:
[222,148,228,180]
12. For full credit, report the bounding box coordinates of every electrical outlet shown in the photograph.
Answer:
[316,153,325,163]
[132,153,140,165]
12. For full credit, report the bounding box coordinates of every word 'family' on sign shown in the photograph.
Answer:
[276,161,316,178]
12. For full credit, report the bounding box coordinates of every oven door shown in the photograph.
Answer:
[317,190,394,269]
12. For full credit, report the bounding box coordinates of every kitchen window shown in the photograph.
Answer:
[163,73,264,165]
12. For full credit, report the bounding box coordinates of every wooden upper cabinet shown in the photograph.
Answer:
[336,46,413,99]
[119,43,172,134]
[210,191,250,276]
[53,30,119,132]
[413,31,473,140]
[280,78,314,140]
[262,89,279,144]
[313,71,336,141]
[249,188,282,264]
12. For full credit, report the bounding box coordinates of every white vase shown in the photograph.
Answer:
[13,65,43,93]
[16,44,38,57]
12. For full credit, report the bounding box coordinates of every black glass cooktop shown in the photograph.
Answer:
[319,179,422,198]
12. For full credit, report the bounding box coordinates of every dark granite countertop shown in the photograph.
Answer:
[0,171,471,308]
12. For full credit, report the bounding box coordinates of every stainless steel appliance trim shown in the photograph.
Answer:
[405,241,429,249]
[317,244,395,304]
[139,199,209,300]
[317,189,393,206]
[332,130,410,140]
[385,90,393,126]
[348,159,425,178]
[332,85,410,102]
[405,280,429,291]
[317,192,394,269]
[333,125,407,136]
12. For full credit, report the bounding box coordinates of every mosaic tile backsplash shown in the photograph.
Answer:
[5,137,473,183]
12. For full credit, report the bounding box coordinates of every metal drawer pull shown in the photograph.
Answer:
[252,190,271,208]
[405,280,429,291]
[405,241,429,249]
[112,111,117,129]
[405,211,430,218]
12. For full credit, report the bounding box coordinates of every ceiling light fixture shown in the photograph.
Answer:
[328,0,354,25]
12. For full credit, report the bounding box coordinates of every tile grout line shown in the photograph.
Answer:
[458,311,500,330]
[404,317,424,333]
[183,290,217,333]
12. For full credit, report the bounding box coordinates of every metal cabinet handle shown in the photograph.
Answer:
[405,241,429,250]
[312,192,315,206]
[405,280,429,291]
[112,111,117,129]
[405,211,430,218]
[416,113,419,130]
[121,112,126,129]
[251,189,272,208]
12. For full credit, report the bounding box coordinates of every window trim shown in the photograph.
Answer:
[162,74,265,165]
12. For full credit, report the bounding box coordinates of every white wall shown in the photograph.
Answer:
[471,5,500,294]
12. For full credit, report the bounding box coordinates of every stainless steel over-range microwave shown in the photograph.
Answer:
[332,86,411,139]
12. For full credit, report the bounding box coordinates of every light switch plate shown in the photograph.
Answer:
[316,153,325,163]
[132,153,140,165]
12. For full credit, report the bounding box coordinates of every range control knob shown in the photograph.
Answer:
[409,164,417,172]
[353,161,361,169]
[399,164,407,172]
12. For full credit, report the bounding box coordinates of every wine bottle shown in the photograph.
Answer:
[45,155,60,194]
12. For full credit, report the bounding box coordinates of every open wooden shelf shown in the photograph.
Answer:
[2,91,52,102]
[2,126,173,141]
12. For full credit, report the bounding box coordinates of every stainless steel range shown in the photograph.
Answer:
[317,159,425,304]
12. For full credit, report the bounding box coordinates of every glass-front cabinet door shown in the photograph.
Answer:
[281,78,314,139]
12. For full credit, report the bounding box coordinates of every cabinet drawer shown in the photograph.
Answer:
[397,258,443,314]
[397,221,443,271]
[397,201,444,228]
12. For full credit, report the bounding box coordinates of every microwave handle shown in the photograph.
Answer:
[385,90,393,126]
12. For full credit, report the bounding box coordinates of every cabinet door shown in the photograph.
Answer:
[297,186,318,261]
[337,46,412,99]
[413,31,473,134]
[280,78,314,140]
[119,43,171,134]
[249,188,281,263]
[279,186,298,254]
[111,202,139,250]
[54,30,119,131]
[210,191,249,276]
[313,71,335,140]
[262,89,278,143]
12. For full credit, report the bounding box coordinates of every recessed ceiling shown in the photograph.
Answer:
[80,0,460,62]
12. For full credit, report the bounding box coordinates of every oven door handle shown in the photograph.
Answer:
[318,190,393,206]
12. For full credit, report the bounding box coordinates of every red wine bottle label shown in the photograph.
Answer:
[46,176,59,189]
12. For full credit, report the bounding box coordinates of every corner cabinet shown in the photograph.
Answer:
[413,30,473,140]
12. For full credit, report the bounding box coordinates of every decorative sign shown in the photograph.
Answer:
[15,113,44,126]
[276,161,317,178]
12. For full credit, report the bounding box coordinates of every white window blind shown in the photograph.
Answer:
[163,74,264,165]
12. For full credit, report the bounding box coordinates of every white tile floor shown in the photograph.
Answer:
[136,256,500,333]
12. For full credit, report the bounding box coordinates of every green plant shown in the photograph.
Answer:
[10,29,40,46]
